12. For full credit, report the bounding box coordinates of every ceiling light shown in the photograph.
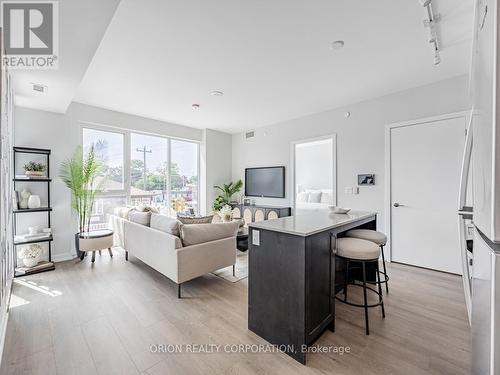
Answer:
[330,40,345,50]
[419,0,431,6]
[210,90,224,97]
[192,104,200,110]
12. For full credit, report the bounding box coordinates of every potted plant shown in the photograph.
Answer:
[212,179,243,217]
[23,161,46,178]
[59,145,104,257]
[18,244,44,267]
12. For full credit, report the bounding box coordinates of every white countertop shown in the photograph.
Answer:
[248,210,377,236]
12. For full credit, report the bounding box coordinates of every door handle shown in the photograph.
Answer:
[393,203,406,207]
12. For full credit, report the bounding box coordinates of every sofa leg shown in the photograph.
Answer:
[178,283,181,299]
[91,251,96,263]
[125,251,128,261]
[232,264,236,277]
[108,248,113,257]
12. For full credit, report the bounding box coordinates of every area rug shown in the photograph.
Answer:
[212,250,248,282]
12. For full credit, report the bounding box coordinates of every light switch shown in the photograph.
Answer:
[252,230,260,246]
[353,187,359,195]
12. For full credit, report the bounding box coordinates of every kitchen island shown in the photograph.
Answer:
[248,210,377,364]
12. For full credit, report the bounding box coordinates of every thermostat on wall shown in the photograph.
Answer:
[358,174,375,186]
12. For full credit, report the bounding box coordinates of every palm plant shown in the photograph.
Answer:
[59,144,104,234]
[213,179,243,211]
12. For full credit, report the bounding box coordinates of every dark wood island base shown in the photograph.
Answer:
[248,211,377,364]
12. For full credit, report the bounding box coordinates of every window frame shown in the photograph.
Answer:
[79,122,201,215]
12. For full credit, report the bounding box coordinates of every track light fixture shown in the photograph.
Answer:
[419,0,441,65]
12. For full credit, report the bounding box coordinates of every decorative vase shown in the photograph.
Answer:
[28,195,41,209]
[19,189,31,209]
[22,257,38,268]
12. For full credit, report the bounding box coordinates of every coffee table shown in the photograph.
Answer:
[237,227,249,251]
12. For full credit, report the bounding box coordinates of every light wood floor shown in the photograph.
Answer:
[1,249,471,375]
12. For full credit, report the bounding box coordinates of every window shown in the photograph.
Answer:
[82,125,199,228]
[171,139,199,215]
[130,133,168,208]
[82,128,124,191]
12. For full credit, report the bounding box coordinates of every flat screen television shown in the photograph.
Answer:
[245,166,285,198]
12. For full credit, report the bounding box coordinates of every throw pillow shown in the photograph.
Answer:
[296,192,309,203]
[177,215,214,225]
[150,213,181,236]
[128,211,152,226]
[113,206,133,219]
[179,221,239,247]
[135,205,159,213]
[307,190,322,203]
[320,189,333,204]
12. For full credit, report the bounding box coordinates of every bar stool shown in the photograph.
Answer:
[346,229,389,293]
[335,237,385,335]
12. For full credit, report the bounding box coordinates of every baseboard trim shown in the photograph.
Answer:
[52,252,76,263]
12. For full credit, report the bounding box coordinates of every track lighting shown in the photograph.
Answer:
[433,50,441,65]
[419,0,441,65]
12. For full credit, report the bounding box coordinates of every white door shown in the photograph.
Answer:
[390,116,466,274]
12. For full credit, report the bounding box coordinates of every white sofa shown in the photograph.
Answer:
[110,214,239,298]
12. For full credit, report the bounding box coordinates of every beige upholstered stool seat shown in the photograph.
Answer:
[346,229,387,246]
[336,238,380,260]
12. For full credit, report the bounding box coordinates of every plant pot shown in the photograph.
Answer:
[75,232,84,258]
[25,171,45,178]
[22,257,38,268]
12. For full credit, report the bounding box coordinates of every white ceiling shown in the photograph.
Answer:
[12,0,121,113]
[14,0,474,134]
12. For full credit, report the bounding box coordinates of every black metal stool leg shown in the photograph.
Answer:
[381,245,389,293]
[362,261,370,335]
[91,251,96,263]
[344,259,349,302]
[376,263,385,318]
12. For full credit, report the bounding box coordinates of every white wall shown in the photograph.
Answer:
[14,108,75,262]
[14,103,212,261]
[295,139,333,191]
[232,75,471,232]
[201,129,233,215]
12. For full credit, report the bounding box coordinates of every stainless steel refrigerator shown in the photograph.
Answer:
[466,0,500,373]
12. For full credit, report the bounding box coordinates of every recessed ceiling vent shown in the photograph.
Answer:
[32,83,47,93]
[245,131,255,139]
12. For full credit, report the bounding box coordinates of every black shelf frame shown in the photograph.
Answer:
[13,178,52,182]
[12,146,54,276]
[13,207,52,213]
[14,235,53,246]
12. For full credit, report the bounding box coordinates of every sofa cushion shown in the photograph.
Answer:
[179,221,239,247]
[113,206,134,219]
[177,215,214,225]
[150,213,181,237]
[129,211,151,226]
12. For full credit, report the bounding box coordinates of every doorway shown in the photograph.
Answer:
[386,112,469,274]
[292,135,337,215]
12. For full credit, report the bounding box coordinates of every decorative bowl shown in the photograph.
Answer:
[328,206,351,214]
